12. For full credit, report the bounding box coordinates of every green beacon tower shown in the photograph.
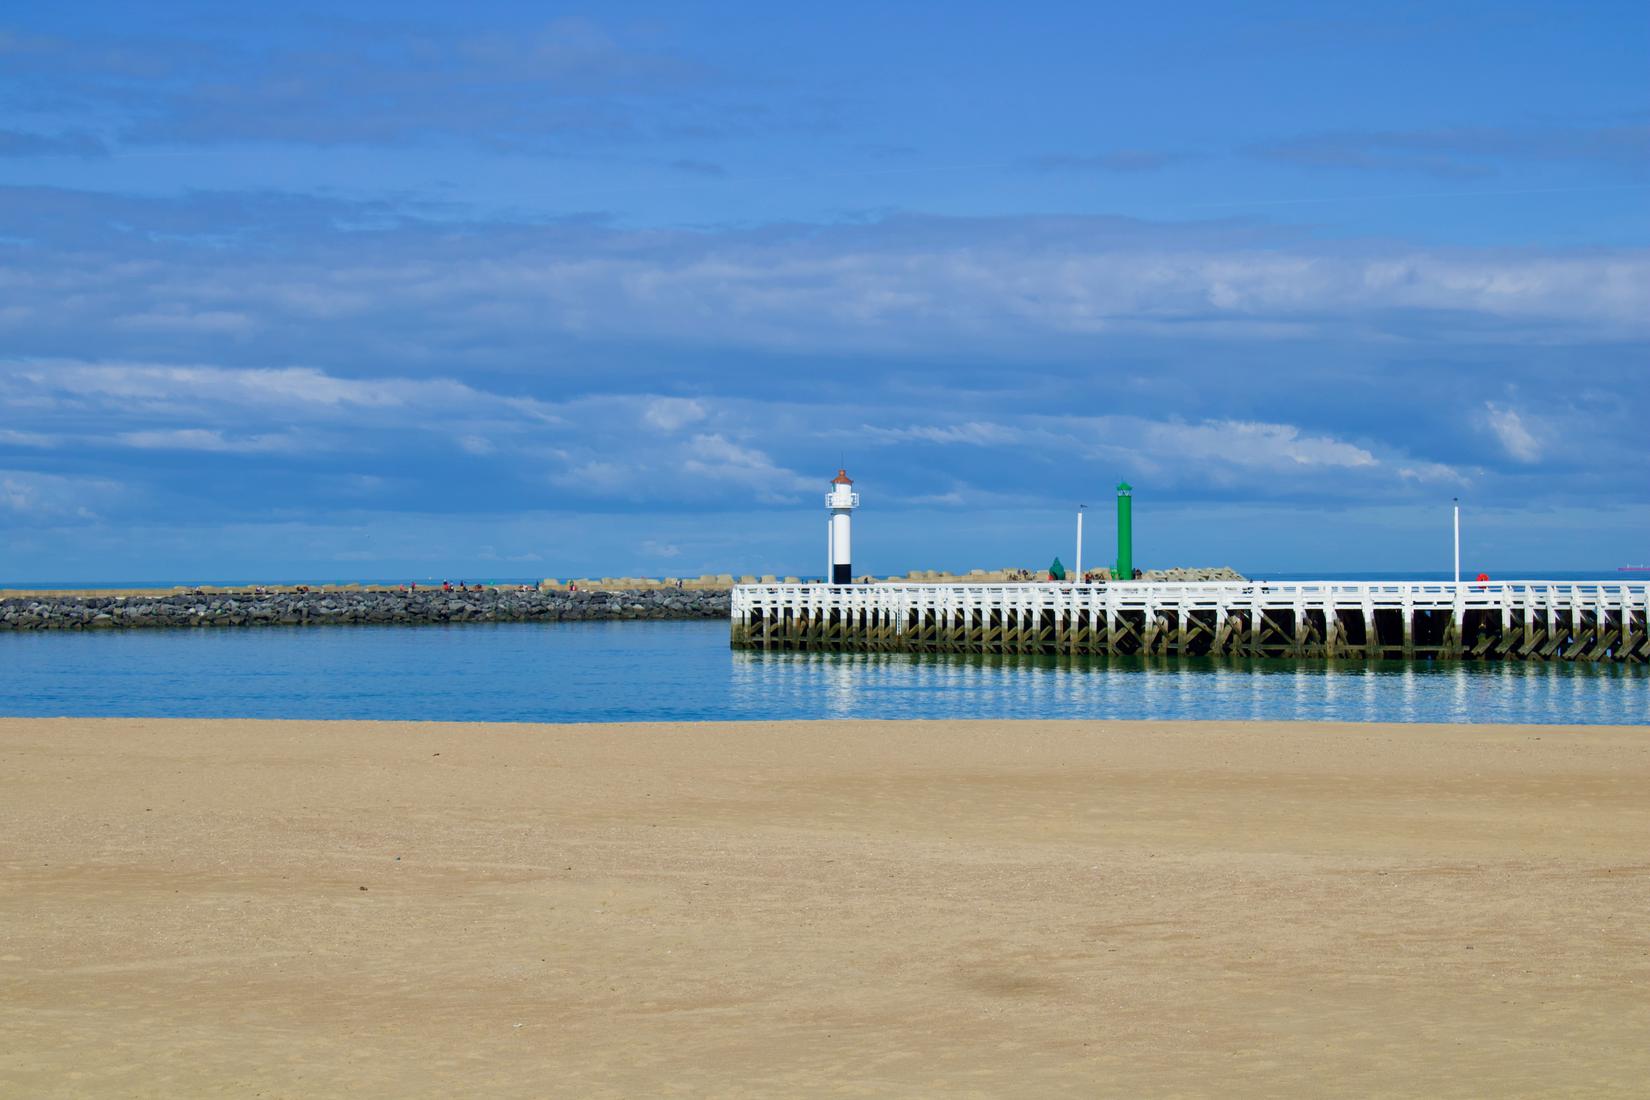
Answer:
[1115,482,1133,580]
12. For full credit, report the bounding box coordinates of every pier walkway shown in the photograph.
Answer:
[730,581,1650,662]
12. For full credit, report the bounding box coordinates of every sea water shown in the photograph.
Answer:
[1,620,1645,725]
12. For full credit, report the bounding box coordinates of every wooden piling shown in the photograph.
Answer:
[730,580,1648,665]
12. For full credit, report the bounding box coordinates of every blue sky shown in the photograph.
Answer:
[1,0,1646,581]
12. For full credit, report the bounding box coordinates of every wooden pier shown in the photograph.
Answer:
[730,581,1650,663]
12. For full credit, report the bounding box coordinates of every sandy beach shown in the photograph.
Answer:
[2,717,1646,1097]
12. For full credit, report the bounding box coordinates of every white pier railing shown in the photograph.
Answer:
[730,581,1650,662]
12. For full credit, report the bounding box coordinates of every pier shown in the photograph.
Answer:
[730,581,1650,663]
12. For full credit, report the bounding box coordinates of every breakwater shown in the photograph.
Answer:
[731,581,1650,663]
[0,587,729,631]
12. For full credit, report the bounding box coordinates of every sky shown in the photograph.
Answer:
[1,0,1646,582]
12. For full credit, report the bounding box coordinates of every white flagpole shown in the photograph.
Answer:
[1453,498,1460,587]
[1076,506,1085,582]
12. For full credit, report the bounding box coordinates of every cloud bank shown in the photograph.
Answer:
[1,186,1644,576]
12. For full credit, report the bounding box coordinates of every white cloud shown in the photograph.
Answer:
[642,396,706,432]
[0,359,571,461]
[872,414,1381,474]
[1140,419,1378,470]
[115,428,306,453]
[1483,402,1542,462]
[0,476,33,514]
[0,429,61,448]
[23,362,441,409]
[5,210,1647,370]
[7,360,570,425]
[1398,462,1473,486]
[854,413,1498,496]
[477,243,1650,349]
[863,421,1023,446]
[681,433,814,501]
[537,425,819,505]
[551,460,636,494]
[0,469,124,521]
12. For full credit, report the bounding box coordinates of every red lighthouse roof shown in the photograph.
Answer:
[830,469,854,485]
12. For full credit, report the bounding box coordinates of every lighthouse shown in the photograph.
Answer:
[826,469,859,584]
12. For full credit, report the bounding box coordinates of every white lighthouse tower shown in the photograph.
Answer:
[826,468,859,585]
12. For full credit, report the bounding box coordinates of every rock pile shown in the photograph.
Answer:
[0,587,730,632]
[1135,567,1247,582]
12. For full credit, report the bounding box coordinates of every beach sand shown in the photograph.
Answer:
[2,717,1646,1097]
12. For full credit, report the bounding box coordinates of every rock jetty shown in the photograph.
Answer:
[1134,567,1247,583]
[0,587,730,632]
[0,567,1248,633]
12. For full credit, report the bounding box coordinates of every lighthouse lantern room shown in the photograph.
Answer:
[826,469,859,584]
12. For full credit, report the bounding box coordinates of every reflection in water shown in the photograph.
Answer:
[729,649,1650,725]
[0,621,1644,726]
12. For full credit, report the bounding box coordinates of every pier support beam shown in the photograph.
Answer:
[1441,612,1462,659]
[727,581,1647,665]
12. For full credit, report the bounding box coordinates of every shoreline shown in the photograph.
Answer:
[4,716,1647,1096]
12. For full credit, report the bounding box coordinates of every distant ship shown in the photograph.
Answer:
[1620,565,1650,572]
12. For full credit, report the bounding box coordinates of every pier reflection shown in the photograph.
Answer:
[1,620,1643,726]
[730,648,1648,725]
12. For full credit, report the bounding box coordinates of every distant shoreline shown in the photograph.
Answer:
[2,566,1632,596]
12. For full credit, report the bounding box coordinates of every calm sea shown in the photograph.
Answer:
[1,620,1645,725]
